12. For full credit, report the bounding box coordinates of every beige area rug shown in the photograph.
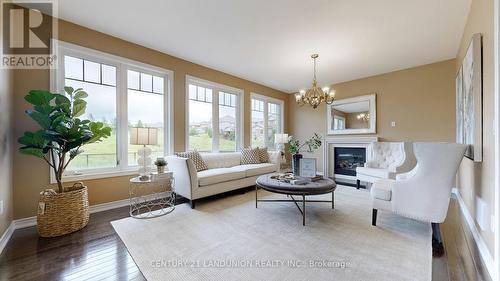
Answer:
[112,186,431,281]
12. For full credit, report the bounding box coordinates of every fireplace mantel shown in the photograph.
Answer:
[323,136,378,180]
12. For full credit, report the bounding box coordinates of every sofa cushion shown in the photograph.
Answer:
[241,148,261,164]
[257,147,270,163]
[356,167,392,179]
[201,152,241,169]
[197,167,246,186]
[238,163,277,177]
[370,180,393,201]
[175,151,208,172]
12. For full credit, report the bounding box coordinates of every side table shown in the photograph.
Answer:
[129,172,175,219]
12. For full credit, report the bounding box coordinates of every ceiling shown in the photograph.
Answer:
[333,101,369,113]
[56,0,471,93]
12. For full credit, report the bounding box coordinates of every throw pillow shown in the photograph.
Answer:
[257,147,270,163]
[175,150,208,172]
[241,147,261,164]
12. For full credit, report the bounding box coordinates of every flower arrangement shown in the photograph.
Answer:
[287,133,323,155]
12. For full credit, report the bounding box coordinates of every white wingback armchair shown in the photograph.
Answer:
[356,142,416,188]
[370,143,466,256]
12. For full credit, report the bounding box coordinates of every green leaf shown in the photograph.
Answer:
[25,90,54,106]
[74,91,88,99]
[54,93,70,105]
[19,147,45,158]
[72,99,87,117]
[64,86,74,96]
[26,109,51,129]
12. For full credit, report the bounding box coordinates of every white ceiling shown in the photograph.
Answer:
[334,101,369,113]
[56,0,471,93]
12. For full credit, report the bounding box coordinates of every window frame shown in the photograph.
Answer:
[50,40,174,183]
[185,75,244,152]
[250,93,285,150]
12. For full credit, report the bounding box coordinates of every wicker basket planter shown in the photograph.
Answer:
[37,182,90,237]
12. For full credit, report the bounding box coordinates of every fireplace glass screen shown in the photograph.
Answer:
[334,147,366,176]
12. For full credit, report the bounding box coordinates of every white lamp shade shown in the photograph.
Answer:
[130,127,158,145]
[274,133,289,144]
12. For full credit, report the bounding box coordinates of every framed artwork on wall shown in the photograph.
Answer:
[456,33,483,162]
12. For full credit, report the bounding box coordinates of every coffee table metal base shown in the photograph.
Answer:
[255,185,334,226]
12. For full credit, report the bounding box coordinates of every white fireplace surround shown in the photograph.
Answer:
[323,136,378,180]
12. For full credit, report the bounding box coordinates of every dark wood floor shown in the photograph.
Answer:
[0,189,486,281]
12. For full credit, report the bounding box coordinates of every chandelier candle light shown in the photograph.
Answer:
[130,127,158,180]
[295,54,336,109]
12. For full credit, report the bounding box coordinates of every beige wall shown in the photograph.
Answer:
[288,59,456,172]
[12,19,289,219]
[0,69,14,237]
[456,0,495,255]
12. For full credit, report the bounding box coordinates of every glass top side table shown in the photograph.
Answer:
[129,172,175,219]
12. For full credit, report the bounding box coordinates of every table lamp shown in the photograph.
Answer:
[130,127,158,180]
[274,133,289,163]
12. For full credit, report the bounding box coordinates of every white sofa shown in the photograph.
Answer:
[355,142,416,188]
[166,151,281,208]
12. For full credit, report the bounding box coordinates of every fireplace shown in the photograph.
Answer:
[334,147,366,176]
[322,136,377,187]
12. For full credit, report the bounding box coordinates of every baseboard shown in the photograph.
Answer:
[0,222,15,256]
[451,188,496,280]
[0,197,132,256]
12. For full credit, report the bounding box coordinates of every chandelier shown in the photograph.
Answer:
[356,113,370,122]
[295,54,335,109]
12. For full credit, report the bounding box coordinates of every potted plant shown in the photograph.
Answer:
[288,133,323,176]
[18,87,111,237]
[154,157,167,173]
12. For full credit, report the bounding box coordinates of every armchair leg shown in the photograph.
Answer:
[432,223,444,257]
[356,180,361,189]
[372,209,378,226]
[190,200,196,209]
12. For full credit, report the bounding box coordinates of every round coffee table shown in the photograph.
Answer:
[255,174,336,225]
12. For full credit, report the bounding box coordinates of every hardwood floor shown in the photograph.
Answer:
[0,207,145,281]
[0,190,488,281]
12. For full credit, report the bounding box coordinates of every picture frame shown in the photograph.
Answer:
[456,33,483,162]
[299,158,317,178]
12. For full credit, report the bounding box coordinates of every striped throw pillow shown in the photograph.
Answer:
[175,150,208,172]
[241,148,261,164]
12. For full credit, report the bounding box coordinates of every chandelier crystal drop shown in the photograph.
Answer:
[295,54,335,109]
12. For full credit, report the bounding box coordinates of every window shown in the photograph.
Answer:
[127,70,165,165]
[187,76,242,152]
[63,56,118,171]
[53,41,172,181]
[251,94,284,149]
[333,116,346,130]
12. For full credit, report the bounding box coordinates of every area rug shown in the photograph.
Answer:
[111,186,431,281]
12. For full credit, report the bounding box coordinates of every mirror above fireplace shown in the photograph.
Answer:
[326,94,376,135]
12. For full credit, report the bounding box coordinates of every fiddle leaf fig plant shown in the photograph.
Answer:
[18,87,112,193]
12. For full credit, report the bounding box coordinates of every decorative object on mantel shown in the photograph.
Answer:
[154,157,167,174]
[130,127,158,180]
[18,87,112,237]
[294,54,336,109]
[288,133,322,176]
[456,33,482,162]
[327,93,377,135]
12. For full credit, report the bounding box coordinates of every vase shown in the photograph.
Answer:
[157,165,165,174]
[292,153,303,176]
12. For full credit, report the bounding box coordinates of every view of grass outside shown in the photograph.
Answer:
[69,129,164,170]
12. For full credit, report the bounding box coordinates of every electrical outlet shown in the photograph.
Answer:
[476,197,489,231]
[0,200,3,215]
[391,121,396,127]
